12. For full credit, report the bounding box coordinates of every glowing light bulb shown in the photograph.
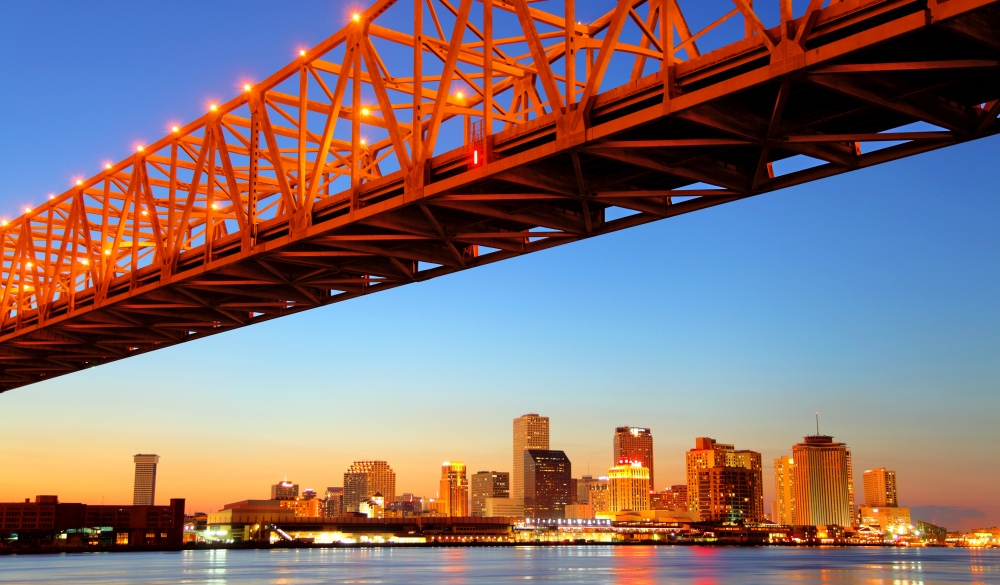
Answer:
[360,138,366,145]
[353,13,361,22]
[172,125,180,133]
[80,258,89,265]
[24,207,31,213]
[210,104,218,112]
[137,145,145,152]
[299,49,306,57]
[26,262,33,269]
[361,107,370,116]
[456,91,464,99]
[244,84,252,92]
[49,194,55,200]
[106,163,112,169]
[211,203,219,210]
[76,180,83,186]
[141,210,149,216]
[104,249,111,256]
[1,220,7,227]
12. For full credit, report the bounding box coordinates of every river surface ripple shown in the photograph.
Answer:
[1,546,998,584]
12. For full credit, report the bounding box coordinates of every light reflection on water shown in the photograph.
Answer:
[0,547,997,584]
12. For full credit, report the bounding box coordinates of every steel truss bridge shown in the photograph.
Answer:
[1,0,998,393]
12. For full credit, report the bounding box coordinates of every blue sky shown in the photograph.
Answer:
[0,1,997,531]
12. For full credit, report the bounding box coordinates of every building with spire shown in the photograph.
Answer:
[787,434,855,527]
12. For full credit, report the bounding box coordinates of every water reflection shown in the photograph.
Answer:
[0,547,996,584]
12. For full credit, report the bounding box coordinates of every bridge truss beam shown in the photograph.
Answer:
[1,0,998,391]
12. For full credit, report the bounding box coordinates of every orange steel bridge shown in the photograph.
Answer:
[1,0,998,392]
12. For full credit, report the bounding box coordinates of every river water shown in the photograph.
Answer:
[1,546,997,584]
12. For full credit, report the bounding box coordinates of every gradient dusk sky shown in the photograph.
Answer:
[0,1,997,532]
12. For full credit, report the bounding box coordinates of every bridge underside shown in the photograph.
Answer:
[2,0,999,392]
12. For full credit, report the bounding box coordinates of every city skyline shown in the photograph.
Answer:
[0,0,997,535]
[1,412,988,531]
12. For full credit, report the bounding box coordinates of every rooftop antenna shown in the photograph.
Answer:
[815,412,820,436]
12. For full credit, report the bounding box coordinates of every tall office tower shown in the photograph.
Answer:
[439,462,469,517]
[270,480,299,500]
[685,437,764,522]
[608,460,650,513]
[132,454,160,506]
[576,475,595,504]
[343,460,397,513]
[523,449,571,519]
[471,471,510,517]
[790,434,855,527]
[323,487,344,517]
[863,468,898,507]
[513,414,550,500]
[613,427,654,491]
[774,456,796,525]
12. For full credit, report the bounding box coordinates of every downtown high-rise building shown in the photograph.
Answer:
[471,471,509,517]
[343,461,397,513]
[784,434,854,527]
[863,468,898,507]
[323,487,344,517]
[439,462,469,517]
[773,455,796,525]
[608,460,650,513]
[271,480,299,500]
[523,449,571,519]
[132,454,159,506]
[513,414,549,500]
[685,437,764,523]
[613,427,654,491]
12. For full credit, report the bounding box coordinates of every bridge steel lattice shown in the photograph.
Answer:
[1,0,998,392]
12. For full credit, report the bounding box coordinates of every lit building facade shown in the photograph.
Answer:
[271,481,299,501]
[523,449,571,519]
[860,506,912,534]
[773,456,796,525]
[280,498,323,518]
[471,471,509,517]
[685,438,763,522]
[608,460,650,513]
[323,487,344,517]
[863,468,898,507]
[359,493,385,519]
[790,435,855,527]
[485,497,524,517]
[696,466,762,523]
[440,462,469,517]
[613,427,654,490]
[344,461,397,513]
[651,485,688,510]
[513,414,550,501]
[133,454,159,506]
